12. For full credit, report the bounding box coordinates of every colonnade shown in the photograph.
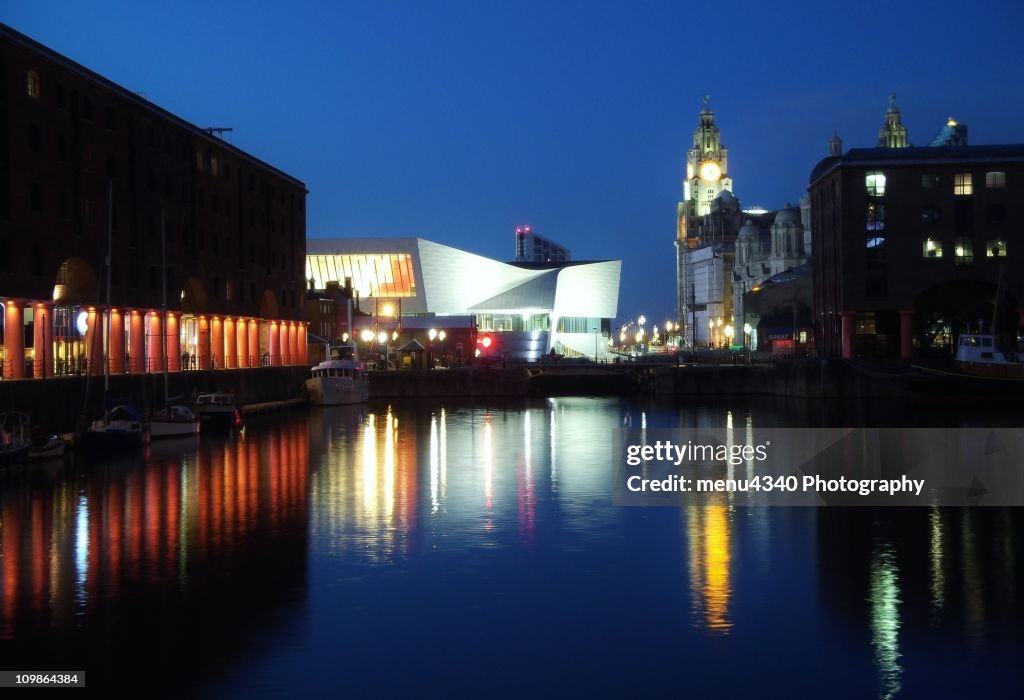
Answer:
[0,299,307,379]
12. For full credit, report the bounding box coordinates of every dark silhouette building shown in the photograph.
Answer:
[0,23,308,378]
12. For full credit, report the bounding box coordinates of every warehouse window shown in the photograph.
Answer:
[954,173,972,196]
[27,70,40,99]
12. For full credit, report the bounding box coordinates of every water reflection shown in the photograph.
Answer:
[1,398,1023,697]
[0,422,310,695]
[869,542,902,700]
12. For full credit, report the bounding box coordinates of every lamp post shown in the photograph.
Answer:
[724,324,734,347]
[708,318,714,349]
[377,330,388,369]
[429,328,437,368]
[743,322,752,351]
[438,330,446,366]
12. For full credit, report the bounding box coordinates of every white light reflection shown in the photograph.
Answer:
[484,414,493,509]
[74,492,89,606]
[929,505,944,617]
[549,406,557,492]
[440,408,447,506]
[869,544,903,700]
[384,409,395,519]
[363,413,377,512]
[430,414,439,515]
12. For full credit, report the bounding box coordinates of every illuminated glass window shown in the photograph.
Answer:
[954,237,973,265]
[305,253,418,298]
[27,70,40,99]
[865,172,886,196]
[985,171,1006,188]
[986,239,1007,257]
[922,238,943,258]
[211,156,219,177]
[954,173,972,195]
[866,202,885,230]
[195,151,204,171]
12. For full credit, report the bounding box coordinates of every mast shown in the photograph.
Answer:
[104,179,113,395]
[161,209,169,407]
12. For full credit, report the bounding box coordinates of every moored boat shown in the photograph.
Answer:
[306,344,369,405]
[28,433,68,461]
[0,411,32,467]
[194,392,244,432]
[149,405,200,439]
[79,403,149,452]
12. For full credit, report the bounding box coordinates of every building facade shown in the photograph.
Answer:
[306,238,620,360]
[676,96,733,328]
[0,24,307,380]
[514,225,570,262]
[809,132,1024,358]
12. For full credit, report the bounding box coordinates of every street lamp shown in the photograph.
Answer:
[428,328,437,368]
[743,322,752,351]
[724,325,734,346]
[378,330,388,369]
[708,318,714,348]
[438,330,446,365]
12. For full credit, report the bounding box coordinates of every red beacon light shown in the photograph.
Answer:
[479,335,493,349]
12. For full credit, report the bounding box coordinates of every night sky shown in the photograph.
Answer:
[8,1,1024,323]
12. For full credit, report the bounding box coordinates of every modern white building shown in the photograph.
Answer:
[306,238,620,360]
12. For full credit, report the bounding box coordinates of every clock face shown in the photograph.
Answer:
[699,161,721,182]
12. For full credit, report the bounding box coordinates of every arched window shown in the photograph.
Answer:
[27,70,40,99]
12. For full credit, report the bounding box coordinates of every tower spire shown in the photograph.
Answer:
[878,93,908,148]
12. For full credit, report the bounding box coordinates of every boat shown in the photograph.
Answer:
[0,411,32,467]
[194,392,244,432]
[953,333,1023,378]
[909,333,1024,398]
[147,211,199,440]
[28,433,68,461]
[80,403,149,452]
[149,404,200,439]
[305,343,369,405]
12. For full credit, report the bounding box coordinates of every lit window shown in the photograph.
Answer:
[986,239,1007,257]
[923,238,943,258]
[866,236,886,266]
[985,171,1006,188]
[211,156,219,177]
[954,173,972,195]
[865,172,886,196]
[866,202,885,230]
[195,151,204,171]
[954,237,973,265]
[27,70,40,99]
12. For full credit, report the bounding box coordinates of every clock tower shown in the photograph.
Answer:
[675,96,734,330]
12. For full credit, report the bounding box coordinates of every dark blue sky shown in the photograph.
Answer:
[9,0,1024,322]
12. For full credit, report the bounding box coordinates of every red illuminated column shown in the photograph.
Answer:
[197,316,210,370]
[86,307,105,376]
[166,312,181,371]
[899,310,913,360]
[108,308,125,374]
[147,312,163,373]
[248,320,259,367]
[269,322,281,366]
[3,300,25,379]
[286,323,296,365]
[129,311,145,374]
[841,312,855,360]
[211,317,224,370]
[224,317,237,368]
[237,318,249,368]
[280,322,290,366]
[32,302,53,378]
[298,324,307,364]
[291,323,300,365]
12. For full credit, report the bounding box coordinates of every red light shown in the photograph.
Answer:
[481,336,492,348]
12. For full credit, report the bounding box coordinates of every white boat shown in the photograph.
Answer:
[195,392,244,432]
[954,334,1023,378]
[306,344,369,405]
[149,405,200,439]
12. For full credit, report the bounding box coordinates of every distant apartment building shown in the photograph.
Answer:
[514,225,570,262]
[0,23,308,379]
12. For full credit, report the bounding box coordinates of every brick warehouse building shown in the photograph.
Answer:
[809,144,1024,359]
[0,24,308,379]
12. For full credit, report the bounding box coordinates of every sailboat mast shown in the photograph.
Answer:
[161,208,169,407]
[104,179,113,394]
